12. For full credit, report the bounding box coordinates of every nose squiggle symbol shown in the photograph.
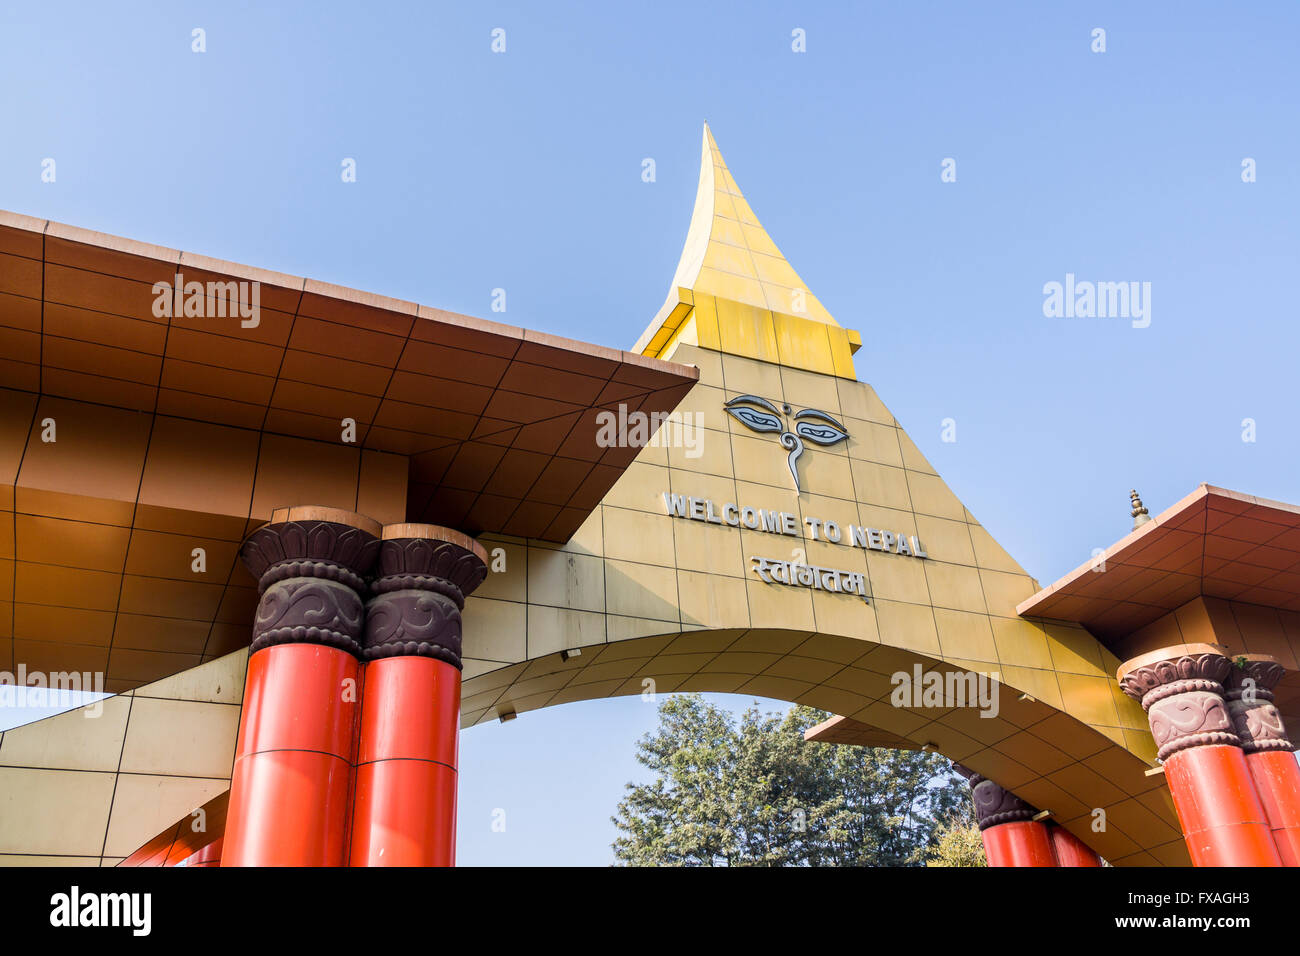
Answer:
[724,395,850,495]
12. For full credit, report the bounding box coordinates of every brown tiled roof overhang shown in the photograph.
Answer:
[1017,485,1300,642]
[0,210,699,541]
[803,714,920,749]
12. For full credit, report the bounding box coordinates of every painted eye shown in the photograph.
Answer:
[794,409,849,446]
[728,406,783,432]
[725,395,784,434]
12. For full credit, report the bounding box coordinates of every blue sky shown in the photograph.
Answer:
[2,1,1297,864]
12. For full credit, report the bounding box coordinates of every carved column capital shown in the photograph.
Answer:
[362,525,489,669]
[1223,655,1292,754]
[1117,643,1240,761]
[953,763,1039,830]
[240,507,382,656]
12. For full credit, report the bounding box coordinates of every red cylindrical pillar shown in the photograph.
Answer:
[1226,656,1300,866]
[224,645,360,865]
[1245,752,1300,866]
[982,820,1057,867]
[1048,823,1102,866]
[351,657,462,865]
[954,764,1057,867]
[349,524,487,867]
[179,838,224,868]
[1119,644,1282,867]
[222,507,380,867]
[1161,744,1280,866]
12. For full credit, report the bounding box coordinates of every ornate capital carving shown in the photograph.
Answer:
[370,536,488,607]
[252,578,365,655]
[239,514,491,665]
[1225,657,1286,696]
[1145,691,1237,761]
[1224,656,1293,754]
[241,517,381,591]
[240,511,380,656]
[361,528,489,669]
[953,764,1039,830]
[363,590,464,666]
[1118,651,1233,708]
[1118,645,1241,761]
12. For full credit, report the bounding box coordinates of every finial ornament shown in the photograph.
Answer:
[1130,489,1152,530]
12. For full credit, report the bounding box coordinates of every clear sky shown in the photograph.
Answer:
[1,1,1297,864]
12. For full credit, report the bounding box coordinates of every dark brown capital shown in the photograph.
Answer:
[240,507,382,656]
[361,525,489,669]
[953,764,1039,830]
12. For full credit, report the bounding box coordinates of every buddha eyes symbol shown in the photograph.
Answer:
[723,395,849,494]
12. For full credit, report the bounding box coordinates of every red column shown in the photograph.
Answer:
[224,645,360,865]
[179,838,224,868]
[350,657,461,865]
[222,508,380,867]
[954,764,1057,867]
[982,820,1056,867]
[1245,752,1300,865]
[1048,822,1102,867]
[1226,656,1300,866]
[1119,644,1282,867]
[349,525,487,867]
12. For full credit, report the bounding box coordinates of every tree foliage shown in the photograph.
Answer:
[921,811,987,867]
[611,694,970,866]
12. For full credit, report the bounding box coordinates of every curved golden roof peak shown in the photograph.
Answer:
[635,124,859,378]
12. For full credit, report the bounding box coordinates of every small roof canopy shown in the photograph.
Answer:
[1016,485,1300,641]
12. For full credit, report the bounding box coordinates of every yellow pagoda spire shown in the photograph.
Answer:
[635,123,861,378]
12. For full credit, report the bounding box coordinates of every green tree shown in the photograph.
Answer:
[920,805,987,867]
[612,694,969,866]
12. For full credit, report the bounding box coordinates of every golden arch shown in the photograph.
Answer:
[0,126,1185,866]
[455,125,1179,865]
